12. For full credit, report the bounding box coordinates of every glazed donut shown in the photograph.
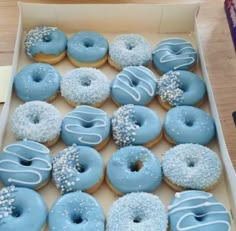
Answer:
[67,31,108,68]
[164,106,215,145]
[61,105,111,150]
[0,140,52,190]
[111,104,162,148]
[14,63,61,102]
[24,26,67,64]
[52,145,104,194]
[106,146,162,195]
[108,34,152,70]
[61,68,110,107]
[157,70,206,110]
[162,144,222,191]
[49,191,104,231]
[168,191,231,231]
[152,38,197,74]
[106,192,167,231]
[11,101,62,147]
[0,186,47,231]
[111,66,157,106]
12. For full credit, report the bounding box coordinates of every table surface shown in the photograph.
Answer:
[1,0,236,170]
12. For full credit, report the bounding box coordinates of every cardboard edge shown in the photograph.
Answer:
[194,20,236,220]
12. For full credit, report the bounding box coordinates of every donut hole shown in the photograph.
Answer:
[20,159,32,166]
[134,120,143,128]
[83,39,94,48]
[187,161,195,168]
[195,214,205,222]
[32,73,43,83]
[71,214,83,224]
[12,207,22,218]
[42,35,52,43]
[80,76,92,87]
[130,79,139,87]
[133,216,142,223]
[185,120,193,127]
[31,115,40,124]
[129,160,143,172]
[82,121,94,128]
[77,164,87,173]
[126,43,135,50]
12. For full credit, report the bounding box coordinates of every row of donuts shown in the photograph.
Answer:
[0,141,222,193]
[14,63,206,109]
[0,186,231,230]
[10,103,216,149]
[24,26,197,73]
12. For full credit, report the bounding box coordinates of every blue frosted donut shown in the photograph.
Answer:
[164,106,215,145]
[52,145,104,194]
[24,26,67,64]
[157,70,206,109]
[61,68,110,107]
[61,106,111,150]
[168,191,231,231]
[67,31,108,67]
[0,140,52,190]
[11,101,62,146]
[162,144,222,191]
[109,34,152,70]
[111,66,157,105]
[14,63,61,102]
[152,38,197,74]
[112,104,162,147]
[0,186,47,231]
[49,191,104,231]
[106,146,162,195]
[106,192,167,231]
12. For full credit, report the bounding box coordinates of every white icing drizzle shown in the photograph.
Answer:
[169,192,231,231]
[153,40,197,70]
[113,67,156,102]
[73,105,107,115]
[65,116,106,128]
[0,142,51,185]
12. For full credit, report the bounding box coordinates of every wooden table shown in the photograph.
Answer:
[1,0,236,170]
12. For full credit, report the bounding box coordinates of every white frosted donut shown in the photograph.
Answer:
[109,34,152,70]
[11,101,62,146]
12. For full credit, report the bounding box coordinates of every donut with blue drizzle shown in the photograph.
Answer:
[0,186,47,231]
[67,31,108,68]
[162,144,222,191]
[168,191,231,231]
[111,104,162,148]
[106,146,162,195]
[152,38,197,74]
[24,26,67,64]
[106,192,167,231]
[61,105,111,150]
[14,63,61,102]
[0,140,52,190]
[111,66,157,106]
[61,68,110,107]
[49,191,105,231]
[52,145,104,194]
[157,70,206,110]
[109,34,152,70]
[164,106,215,145]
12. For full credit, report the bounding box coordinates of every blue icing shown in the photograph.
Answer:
[164,106,216,145]
[52,145,104,194]
[162,144,222,189]
[111,66,157,105]
[49,191,105,231]
[106,192,167,231]
[67,31,108,63]
[61,105,111,147]
[168,191,231,231]
[157,70,206,106]
[14,63,61,102]
[112,104,162,146]
[152,38,198,74]
[0,186,47,231]
[106,146,162,194]
[0,140,52,189]
[24,26,67,58]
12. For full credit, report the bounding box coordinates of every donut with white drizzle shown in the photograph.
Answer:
[0,140,52,190]
[61,105,111,150]
[152,38,197,74]
[168,191,231,231]
[111,66,157,106]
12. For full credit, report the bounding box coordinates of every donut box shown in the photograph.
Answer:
[0,2,236,230]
